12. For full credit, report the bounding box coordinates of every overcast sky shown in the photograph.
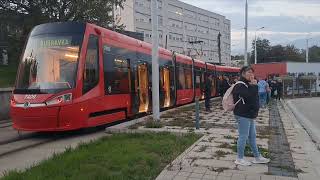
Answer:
[180,0,320,55]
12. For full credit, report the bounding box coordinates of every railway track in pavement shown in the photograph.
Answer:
[0,121,108,158]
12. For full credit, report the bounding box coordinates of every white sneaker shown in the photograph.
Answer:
[235,158,252,166]
[252,156,270,164]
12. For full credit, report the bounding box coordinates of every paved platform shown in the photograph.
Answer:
[106,99,320,180]
[1,98,319,179]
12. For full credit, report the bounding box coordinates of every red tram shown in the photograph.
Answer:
[10,22,239,131]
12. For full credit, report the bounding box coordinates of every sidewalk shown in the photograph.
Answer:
[281,99,320,180]
[106,99,320,180]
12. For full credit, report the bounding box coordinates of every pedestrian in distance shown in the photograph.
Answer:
[266,78,272,104]
[276,79,283,100]
[221,76,231,96]
[204,76,213,111]
[232,66,270,166]
[270,80,277,98]
[257,78,268,108]
[218,76,224,97]
[2,49,8,65]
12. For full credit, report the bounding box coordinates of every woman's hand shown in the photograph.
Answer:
[249,75,257,85]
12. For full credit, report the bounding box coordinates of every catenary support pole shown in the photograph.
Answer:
[306,39,309,63]
[112,0,115,31]
[151,0,160,120]
[195,98,200,129]
[244,0,248,65]
[254,34,257,64]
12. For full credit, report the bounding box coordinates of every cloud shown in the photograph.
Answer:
[179,0,320,54]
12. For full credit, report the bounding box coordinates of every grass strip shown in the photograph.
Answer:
[2,132,200,180]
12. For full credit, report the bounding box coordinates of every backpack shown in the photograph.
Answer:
[222,81,248,111]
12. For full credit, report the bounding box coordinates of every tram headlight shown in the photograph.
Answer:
[10,98,16,106]
[46,93,72,106]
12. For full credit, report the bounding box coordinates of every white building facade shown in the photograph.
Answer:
[115,0,231,64]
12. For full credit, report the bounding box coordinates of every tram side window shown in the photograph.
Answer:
[83,35,99,94]
[177,66,186,89]
[103,46,130,94]
[195,71,201,89]
[185,68,192,89]
[177,64,192,90]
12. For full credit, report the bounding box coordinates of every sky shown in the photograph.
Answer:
[180,0,320,55]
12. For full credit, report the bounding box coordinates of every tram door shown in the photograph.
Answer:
[163,67,171,108]
[137,64,149,113]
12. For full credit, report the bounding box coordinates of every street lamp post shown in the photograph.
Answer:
[244,0,248,65]
[254,27,264,64]
[306,38,312,63]
[151,0,160,120]
[306,33,312,63]
[306,39,309,63]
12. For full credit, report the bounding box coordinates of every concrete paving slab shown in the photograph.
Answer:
[202,174,217,180]
[215,175,231,180]
[173,176,189,180]
[189,172,204,178]
[246,174,262,180]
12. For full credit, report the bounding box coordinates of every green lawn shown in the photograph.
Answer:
[0,65,17,88]
[2,133,201,180]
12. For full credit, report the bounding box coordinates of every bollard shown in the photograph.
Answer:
[195,98,200,129]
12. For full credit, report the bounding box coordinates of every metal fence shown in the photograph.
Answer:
[278,75,319,98]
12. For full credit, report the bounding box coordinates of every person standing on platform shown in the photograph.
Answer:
[266,78,271,104]
[2,49,8,65]
[257,78,268,108]
[276,79,283,100]
[232,66,270,166]
[222,76,231,96]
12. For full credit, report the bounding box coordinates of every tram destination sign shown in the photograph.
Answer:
[40,37,71,48]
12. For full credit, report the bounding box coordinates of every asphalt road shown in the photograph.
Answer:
[288,97,320,144]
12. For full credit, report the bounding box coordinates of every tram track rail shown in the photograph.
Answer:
[0,137,56,158]
[0,99,211,158]
[0,121,12,129]
[0,124,109,158]
[0,120,11,124]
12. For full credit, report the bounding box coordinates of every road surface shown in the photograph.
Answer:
[287,97,320,144]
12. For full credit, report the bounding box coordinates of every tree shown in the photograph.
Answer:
[308,46,320,62]
[250,37,307,63]
[231,55,244,60]
[0,0,126,64]
[268,45,285,62]
[283,44,304,62]
[250,38,271,64]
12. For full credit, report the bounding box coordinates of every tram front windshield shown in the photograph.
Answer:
[15,34,83,94]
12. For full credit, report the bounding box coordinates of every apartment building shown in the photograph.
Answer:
[115,0,231,64]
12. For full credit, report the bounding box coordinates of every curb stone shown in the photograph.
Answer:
[280,100,320,180]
